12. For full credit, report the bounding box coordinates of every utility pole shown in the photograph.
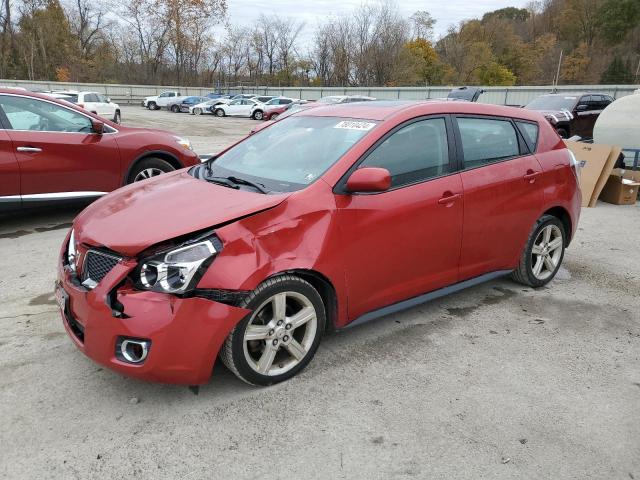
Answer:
[635,57,640,84]
[553,50,563,92]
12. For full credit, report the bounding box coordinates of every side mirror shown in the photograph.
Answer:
[576,104,588,111]
[106,97,111,103]
[346,167,391,193]
[91,119,104,134]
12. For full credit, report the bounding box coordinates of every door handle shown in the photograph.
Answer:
[438,193,462,205]
[17,146,42,153]
[524,170,542,182]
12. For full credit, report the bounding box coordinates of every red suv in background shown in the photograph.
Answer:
[57,101,581,387]
[0,89,200,211]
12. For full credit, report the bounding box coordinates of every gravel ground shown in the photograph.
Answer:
[0,106,639,479]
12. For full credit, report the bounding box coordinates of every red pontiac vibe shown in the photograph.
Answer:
[0,89,199,210]
[57,101,581,386]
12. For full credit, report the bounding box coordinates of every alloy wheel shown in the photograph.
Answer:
[134,168,165,182]
[531,224,563,280]
[242,291,317,376]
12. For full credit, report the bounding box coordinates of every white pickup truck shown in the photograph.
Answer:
[142,91,182,110]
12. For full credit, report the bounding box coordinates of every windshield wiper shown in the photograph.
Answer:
[205,176,240,189]
[226,176,269,194]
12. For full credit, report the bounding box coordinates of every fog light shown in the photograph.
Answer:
[117,338,150,364]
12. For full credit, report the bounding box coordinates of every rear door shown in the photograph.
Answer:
[454,115,544,280]
[0,110,20,210]
[336,116,464,320]
[0,94,121,200]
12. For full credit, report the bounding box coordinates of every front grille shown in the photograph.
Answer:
[82,249,122,286]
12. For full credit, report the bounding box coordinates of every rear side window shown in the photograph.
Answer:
[515,121,539,152]
[457,117,520,169]
[360,118,450,188]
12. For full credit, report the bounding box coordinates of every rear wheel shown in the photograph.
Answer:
[511,214,566,287]
[193,107,202,115]
[215,108,225,117]
[271,113,280,120]
[170,105,180,113]
[253,110,264,120]
[221,275,325,386]
[128,157,176,184]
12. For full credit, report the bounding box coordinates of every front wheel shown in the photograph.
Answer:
[220,275,325,386]
[193,107,202,115]
[113,110,121,124]
[253,110,264,120]
[170,105,180,113]
[215,108,225,117]
[148,101,157,110]
[511,215,566,287]
[128,157,176,183]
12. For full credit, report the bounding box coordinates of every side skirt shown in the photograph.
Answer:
[344,270,512,329]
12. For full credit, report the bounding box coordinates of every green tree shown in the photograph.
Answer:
[477,62,517,85]
[600,56,634,84]
[597,0,640,46]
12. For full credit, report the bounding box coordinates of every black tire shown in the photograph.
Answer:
[511,214,566,288]
[271,113,280,121]
[556,127,569,139]
[220,275,326,386]
[113,110,121,124]
[148,101,157,110]
[253,110,264,120]
[215,108,225,117]
[193,107,202,115]
[127,157,176,184]
[170,104,180,113]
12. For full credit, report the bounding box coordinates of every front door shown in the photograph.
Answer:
[336,116,464,320]
[0,127,20,210]
[0,94,122,198]
[454,115,544,280]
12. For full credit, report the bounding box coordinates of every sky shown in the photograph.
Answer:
[223,0,533,47]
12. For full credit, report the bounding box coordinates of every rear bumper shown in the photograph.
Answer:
[57,258,250,385]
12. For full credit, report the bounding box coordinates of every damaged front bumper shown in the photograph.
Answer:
[57,251,250,385]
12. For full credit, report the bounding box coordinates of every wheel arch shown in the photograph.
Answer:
[543,206,572,245]
[268,268,338,333]
[123,151,182,185]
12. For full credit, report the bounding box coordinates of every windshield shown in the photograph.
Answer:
[526,95,577,111]
[207,116,377,192]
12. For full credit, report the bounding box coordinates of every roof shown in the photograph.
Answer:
[297,100,544,122]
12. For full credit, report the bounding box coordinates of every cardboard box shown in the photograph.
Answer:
[599,169,640,205]
[565,142,621,207]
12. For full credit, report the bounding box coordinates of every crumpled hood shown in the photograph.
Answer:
[74,170,289,256]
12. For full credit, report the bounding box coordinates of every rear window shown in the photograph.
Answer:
[516,121,539,152]
[457,117,520,169]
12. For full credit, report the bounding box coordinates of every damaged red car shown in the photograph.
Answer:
[57,101,581,386]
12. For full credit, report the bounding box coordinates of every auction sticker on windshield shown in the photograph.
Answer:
[334,120,376,131]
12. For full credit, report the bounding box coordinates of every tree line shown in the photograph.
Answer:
[0,0,638,88]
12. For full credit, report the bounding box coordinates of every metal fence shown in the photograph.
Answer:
[1,79,638,106]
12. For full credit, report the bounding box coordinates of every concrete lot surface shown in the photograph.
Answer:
[1,106,639,479]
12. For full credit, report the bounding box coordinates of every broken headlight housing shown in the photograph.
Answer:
[135,234,220,294]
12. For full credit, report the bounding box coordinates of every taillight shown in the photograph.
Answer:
[568,150,581,188]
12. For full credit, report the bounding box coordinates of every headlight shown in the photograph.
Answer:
[136,236,218,294]
[174,136,193,151]
[67,229,77,273]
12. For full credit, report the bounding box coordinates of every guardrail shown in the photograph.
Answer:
[1,79,638,106]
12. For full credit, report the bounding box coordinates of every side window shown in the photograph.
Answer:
[0,95,93,133]
[159,93,169,98]
[280,99,292,105]
[457,117,520,169]
[359,118,450,188]
[169,92,176,97]
[86,93,99,103]
[515,121,539,152]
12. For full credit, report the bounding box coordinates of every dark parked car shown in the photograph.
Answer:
[525,93,613,139]
[57,101,581,386]
[169,96,209,113]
